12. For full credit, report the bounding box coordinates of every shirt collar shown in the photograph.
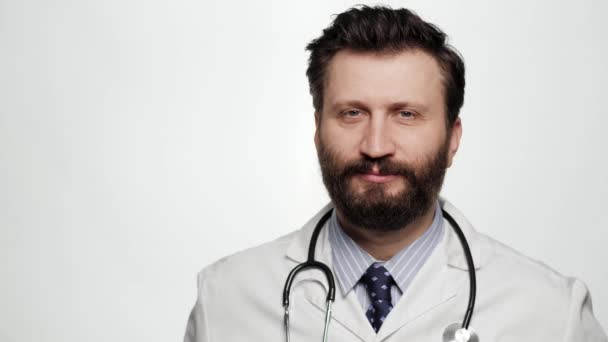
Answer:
[328,201,445,296]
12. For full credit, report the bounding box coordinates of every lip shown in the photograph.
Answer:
[359,173,398,183]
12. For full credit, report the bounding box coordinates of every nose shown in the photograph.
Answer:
[359,115,396,160]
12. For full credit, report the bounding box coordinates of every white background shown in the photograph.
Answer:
[1,0,607,341]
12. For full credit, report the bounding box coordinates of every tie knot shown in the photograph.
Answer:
[360,263,394,301]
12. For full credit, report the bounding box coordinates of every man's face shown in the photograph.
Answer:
[314,49,462,231]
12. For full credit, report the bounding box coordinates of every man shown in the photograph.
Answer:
[184,5,607,341]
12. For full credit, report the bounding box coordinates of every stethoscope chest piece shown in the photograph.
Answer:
[442,323,479,342]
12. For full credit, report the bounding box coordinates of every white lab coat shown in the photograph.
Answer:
[184,198,607,341]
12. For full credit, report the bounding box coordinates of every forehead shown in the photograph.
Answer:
[324,49,445,110]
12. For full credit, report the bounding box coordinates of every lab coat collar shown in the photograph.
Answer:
[285,202,334,265]
[438,197,488,271]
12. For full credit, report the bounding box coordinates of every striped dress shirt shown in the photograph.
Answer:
[328,202,445,310]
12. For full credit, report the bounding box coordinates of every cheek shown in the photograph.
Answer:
[394,125,446,160]
[319,121,362,155]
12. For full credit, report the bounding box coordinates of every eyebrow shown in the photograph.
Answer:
[387,101,429,112]
[330,100,428,113]
[329,100,371,112]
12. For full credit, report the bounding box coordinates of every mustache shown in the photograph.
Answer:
[341,157,417,182]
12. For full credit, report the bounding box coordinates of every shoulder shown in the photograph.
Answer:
[480,233,569,283]
[195,229,299,291]
[474,233,607,339]
[476,231,586,311]
[193,203,332,294]
[441,198,581,301]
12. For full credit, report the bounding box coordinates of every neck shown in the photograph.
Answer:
[336,202,438,261]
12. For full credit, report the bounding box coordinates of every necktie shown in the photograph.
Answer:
[360,262,395,332]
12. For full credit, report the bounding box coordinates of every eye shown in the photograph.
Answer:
[343,109,361,117]
[399,110,415,118]
[340,109,365,122]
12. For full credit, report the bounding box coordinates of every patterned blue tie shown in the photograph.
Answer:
[360,262,395,332]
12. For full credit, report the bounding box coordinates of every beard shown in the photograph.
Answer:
[316,135,450,232]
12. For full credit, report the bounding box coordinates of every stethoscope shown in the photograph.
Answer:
[282,206,479,342]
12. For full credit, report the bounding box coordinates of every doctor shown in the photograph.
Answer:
[184,5,607,342]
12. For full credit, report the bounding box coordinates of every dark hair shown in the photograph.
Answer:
[306,5,465,127]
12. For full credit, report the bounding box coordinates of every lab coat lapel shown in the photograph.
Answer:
[285,204,376,342]
[376,197,489,340]
[305,279,377,342]
[373,239,457,340]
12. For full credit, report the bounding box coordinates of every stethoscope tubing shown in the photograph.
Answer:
[441,209,477,330]
[282,209,336,308]
[282,205,477,339]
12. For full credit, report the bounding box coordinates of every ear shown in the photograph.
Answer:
[446,117,462,168]
[314,111,321,149]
